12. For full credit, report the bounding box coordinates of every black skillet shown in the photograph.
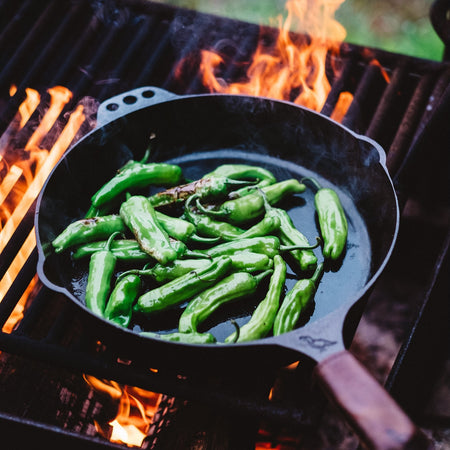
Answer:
[35,87,429,449]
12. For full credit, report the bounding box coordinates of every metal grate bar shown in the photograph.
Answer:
[0,201,35,280]
[320,53,359,117]
[341,62,389,132]
[0,249,37,328]
[0,0,61,90]
[386,71,439,174]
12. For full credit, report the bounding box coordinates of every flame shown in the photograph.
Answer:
[0,86,86,325]
[84,376,162,447]
[199,0,347,111]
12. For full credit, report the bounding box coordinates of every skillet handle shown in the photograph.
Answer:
[96,86,178,127]
[314,350,431,450]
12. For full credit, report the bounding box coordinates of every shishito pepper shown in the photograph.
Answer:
[120,252,273,284]
[72,239,151,262]
[259,193,317,271]
[202,164,277,197]
[52,215,126,253]
[195,179,306,224]
[273,262,324,336]
[148,176,252,209]
[104,273,141,328]
[72,238,203,262]
[84,232,121,317]
[178,269,273,334]
[184,194,280,241]
[303,177,348,261]
[156,210,219,244]
[225,254,286,343]
[134,256,232,315]
[140,331,216,344]
[89,160,182,210]
[197,236,320,259]
[120,195,178,265]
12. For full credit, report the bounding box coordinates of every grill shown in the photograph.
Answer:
[0,0,449,448]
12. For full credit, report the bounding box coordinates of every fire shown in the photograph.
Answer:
[0,86,86,321]
[199,0,347,112]
[84,376,162,447]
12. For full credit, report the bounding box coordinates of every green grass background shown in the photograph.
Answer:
[154,0,444,61]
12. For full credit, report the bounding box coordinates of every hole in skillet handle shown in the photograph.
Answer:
[96,86,178,128]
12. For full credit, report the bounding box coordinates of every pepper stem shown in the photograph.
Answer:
[310,262,324,286]
[280,236,322,252]
[105,231,121,251]
[195,197,227,217]
[253,269,273,285]
[301,177,322,191]
[229,319,240,343]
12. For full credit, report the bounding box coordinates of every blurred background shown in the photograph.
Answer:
[153,0,444,61]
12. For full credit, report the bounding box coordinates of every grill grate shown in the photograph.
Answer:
[0,0,449,448]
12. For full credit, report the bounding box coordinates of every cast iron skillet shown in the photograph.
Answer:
[35,87,428,449]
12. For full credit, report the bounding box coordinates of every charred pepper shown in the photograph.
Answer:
[133,256,232,315]
[195,179,306,224]
[178,269,272,334]
[84,232,120,317]
[52,215,126,253]
[120,195,178,264]
[225,254,286,342]
[273,262,324,335]
[104,273,141,328]
[303,177,348,261]
[148,176,252,209]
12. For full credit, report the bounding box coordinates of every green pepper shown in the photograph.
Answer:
[202,164,277,197]
[133,256,232,315]
[303,178,348,261]
[184,194,280,241]
[52,215,126,253]
[178,269,272,334]
[155,210,196,242]
[156,210,219,244]
[184,195,246,239]
[121,252,273,284]
[120,195,178,264]
[73,238,203,262]
[195,179,306,224]
[148,176,251,209]
[140,331,216,344]
[257,190,317,271]
[198,236,319,259]
[89,161,182,210]
[104,273,141,328]
[273,262,324,336]
[225,255,286,343]
[84,232,120,317]
[72,239,151,261]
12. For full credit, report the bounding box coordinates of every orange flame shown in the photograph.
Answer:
[84,376,162,447]
[199,0,347,112]
[0,86,86,324]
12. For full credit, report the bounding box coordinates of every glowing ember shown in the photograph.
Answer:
[330,90,353,122]
[199,0,347,112]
